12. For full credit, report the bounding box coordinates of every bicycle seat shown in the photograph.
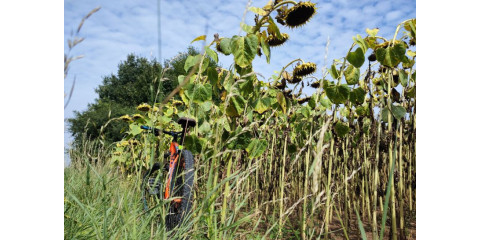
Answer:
[178,117,196,129]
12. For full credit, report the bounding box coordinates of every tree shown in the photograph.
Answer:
[67,47,219,145]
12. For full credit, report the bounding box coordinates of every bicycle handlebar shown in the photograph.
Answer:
[140,125,183,137]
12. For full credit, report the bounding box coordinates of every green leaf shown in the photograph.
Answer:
[405,86,416,99]
[353,35,368,54]
[355,105,369,116]
[349,87,366,105]
[200,56,210,73]
[308,96,316,109]
[267,17,283,40]
[399,69,408,87]
[246,139,268,159]
[328,64,339,79]
[227,128,252,150]
[207,67,218,87]
[230,35,258,68]
[381,107,389,122]
[248,6,267,16]
[254,97,271,114]
[391,105,406,120]
[219,38,232,55]
[334,122,350,138]
[375,43,406,68]
[205,46,218,63]
[192,83,212,103]
[198,121,211,135]
[190,35,206,44]
[326,84,350,104]
[301,106,311,118]
[347,47,365,68]
[392,43,407,59]
[340,107,350,118]
[226,95,246,117]
[240,22,254,33]
[344,64,360,85]
[183,135,205,154]
[184,55,196,73]
[260,35,271,64]
[130,124,142,136]
[320,95,332,108]
[276,92,287,113]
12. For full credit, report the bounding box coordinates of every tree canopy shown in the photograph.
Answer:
[67,47,219,145]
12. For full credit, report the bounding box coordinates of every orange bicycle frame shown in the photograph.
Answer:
[164,141,180,202]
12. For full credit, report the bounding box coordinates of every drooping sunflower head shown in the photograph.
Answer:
[297,96,311,104]
[117,140,129,147]
[132,114,143,120]
[172,99,183,106]
[137,103,151,112]
[287,75,303,84]
[310,80,321,88]
[128,139,140,146]
[120,115,132,122]
[283,89,293,99]
[274,78,287,90]
[293,62,317,77]
[267,33,289,47]
[284,2,316,28]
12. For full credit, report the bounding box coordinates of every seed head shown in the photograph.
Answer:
[310,80,321,88]
[267,33,289,47]
[137,103,151,112]
[120,115,132,122]
[284,2,316,28]
[293,62,317,77]
[297,96,311,104]
[288,76,303,84]
[132,114,143,120]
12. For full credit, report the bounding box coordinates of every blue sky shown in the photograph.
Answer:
[64,0,416,158]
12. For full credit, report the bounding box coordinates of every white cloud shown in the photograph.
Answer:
[385,10,404,22]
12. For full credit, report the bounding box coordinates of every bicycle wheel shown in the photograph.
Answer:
[166,150,194,230]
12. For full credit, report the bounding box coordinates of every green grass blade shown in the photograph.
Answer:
[355,207,367,240]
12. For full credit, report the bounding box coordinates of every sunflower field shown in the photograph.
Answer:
[65,1,416,239]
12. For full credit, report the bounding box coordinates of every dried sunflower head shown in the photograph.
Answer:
[284,2,316,28]
[283,89,293,99]
[172,99,183,106]
[132,114,143,120]
[297,96,311,104]
[274,78,287,90]
[293,62,317,77]
[120,115,132,122]
[128,139,140,146]
[267,33,289,47]
[117,140,129,147]
[137,103,151,112]
[287,75,303,84]
[310,80,321,88]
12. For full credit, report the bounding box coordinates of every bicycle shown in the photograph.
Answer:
[140,117,196,230]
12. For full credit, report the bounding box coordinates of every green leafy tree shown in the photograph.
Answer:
[67,47,219,145]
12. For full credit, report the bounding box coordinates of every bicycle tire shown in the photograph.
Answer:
[166,150,194,230]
